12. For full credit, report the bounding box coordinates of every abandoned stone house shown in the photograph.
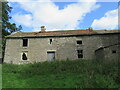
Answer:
[4,26,120,64]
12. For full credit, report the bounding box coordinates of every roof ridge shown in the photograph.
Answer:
[7,29,120,38]
[15,30,119,33]
[18,29,88,33]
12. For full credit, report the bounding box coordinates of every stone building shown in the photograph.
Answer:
[4,27,120,64]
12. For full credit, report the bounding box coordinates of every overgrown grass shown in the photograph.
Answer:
[0,64,2,89]
[2,59,120,88]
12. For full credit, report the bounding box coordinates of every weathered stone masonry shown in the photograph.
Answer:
[4,29,120,64]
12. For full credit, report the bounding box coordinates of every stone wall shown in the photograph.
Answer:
[95,33,119,61]
[104,45,119,61]
[4,33,119,64]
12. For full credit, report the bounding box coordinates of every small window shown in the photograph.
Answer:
[112,50,116,54]
[50,39,52,44]
[77,40,82,44]
[22,52,27,60]
[77,50,83,58]
[77,50,83,53]
[23,39,28,47]
[78,54,83,58]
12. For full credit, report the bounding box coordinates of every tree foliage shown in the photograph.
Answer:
[1,1,22,37]
[0,1,22,60]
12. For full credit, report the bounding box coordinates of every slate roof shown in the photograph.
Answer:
[6,30,120,38]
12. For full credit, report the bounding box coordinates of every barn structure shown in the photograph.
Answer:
[4,26,120,64]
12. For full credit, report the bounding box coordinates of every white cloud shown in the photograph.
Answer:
[7,0,119,2]
[91,9,118,30]
[13,14,32,27]
[10,0,100,31]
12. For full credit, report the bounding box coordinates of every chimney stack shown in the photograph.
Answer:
[88,27,93,31]
[41,26,46,32]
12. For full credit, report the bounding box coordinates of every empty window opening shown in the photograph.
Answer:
[22,53,27,60]
[77,50,83,58]
[77,50,83,53]
[78,54,83,58]
[50,39,52,44]
[23,39,28,47]
[112,50,116,54]
[77,40,82,44]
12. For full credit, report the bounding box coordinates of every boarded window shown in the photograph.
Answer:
[77,50,83,58]
[50,39,52,44]
[22,52,27,60]
[23,39,28,47]
[77,40,82,44]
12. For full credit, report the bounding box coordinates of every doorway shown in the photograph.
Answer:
[47,51,55,61]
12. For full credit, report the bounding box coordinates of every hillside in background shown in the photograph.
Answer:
[2,59,119,88]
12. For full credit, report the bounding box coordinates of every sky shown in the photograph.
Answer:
[8,0,119,32]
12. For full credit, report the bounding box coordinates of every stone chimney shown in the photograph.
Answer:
[41,26,46,32]
[88,27,93,31]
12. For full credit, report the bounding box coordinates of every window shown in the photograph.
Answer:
[112,50,116,54]
[23,39,28,47]
[77,40,82,44]
[77,50,83,58]
[50,39,52,44]
[22,52,27,60]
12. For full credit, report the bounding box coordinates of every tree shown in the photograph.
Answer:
[0,1,22,60]
[1,1,22,37]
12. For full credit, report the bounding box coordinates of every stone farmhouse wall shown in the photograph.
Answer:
[4,33,119,64]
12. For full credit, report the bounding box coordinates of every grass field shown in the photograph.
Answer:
[2,59,119,88]
[0,64,2,89]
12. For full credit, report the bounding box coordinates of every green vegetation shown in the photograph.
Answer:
[0,64,2,89]
[1,1,22,59]
[2,59,119,88]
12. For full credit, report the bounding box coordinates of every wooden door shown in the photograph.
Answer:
[47,52,55,61]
